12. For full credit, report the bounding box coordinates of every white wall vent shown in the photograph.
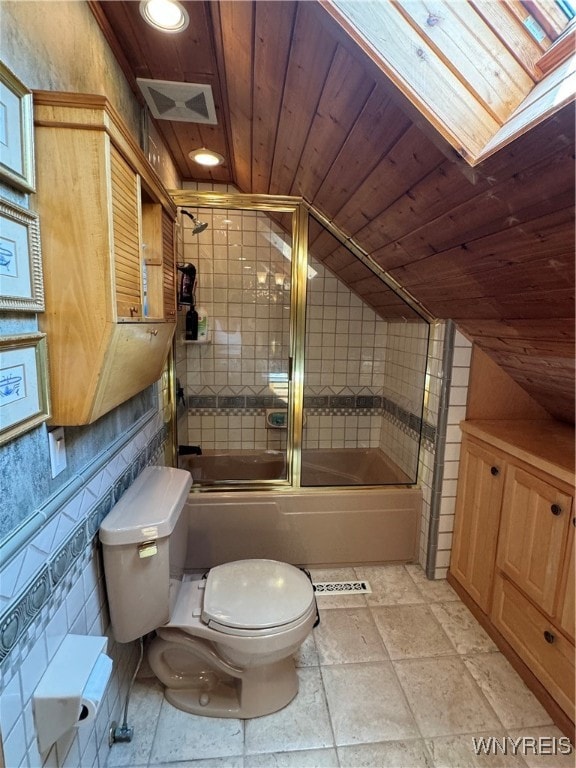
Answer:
[136,78,217,124]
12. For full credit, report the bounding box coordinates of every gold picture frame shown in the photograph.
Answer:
[0,199,44,311]
[0,333,50,445]
[0,62,35,192]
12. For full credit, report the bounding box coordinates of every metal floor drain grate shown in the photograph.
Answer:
[313,580,372,595]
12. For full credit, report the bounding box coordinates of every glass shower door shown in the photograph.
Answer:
[300,219,429,487]
[175,198,300,485]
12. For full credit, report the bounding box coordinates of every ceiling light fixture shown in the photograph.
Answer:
[139,0,189,33]
[188,148,224,167]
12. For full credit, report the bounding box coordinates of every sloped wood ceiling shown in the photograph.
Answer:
[92,1,575,423]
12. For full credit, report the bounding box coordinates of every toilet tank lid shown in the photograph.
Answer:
[99,467,192,546]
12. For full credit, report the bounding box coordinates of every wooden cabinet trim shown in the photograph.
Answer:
[460,420,575,487]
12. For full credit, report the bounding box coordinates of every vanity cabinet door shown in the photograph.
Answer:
[450,436,505,612]
[496,466,572,616]
[557,519,575,641]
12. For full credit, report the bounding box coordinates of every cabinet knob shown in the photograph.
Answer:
[147,329,159,337]
[543,630,555,644]
[490,466,500,476]
[550,504,562,516]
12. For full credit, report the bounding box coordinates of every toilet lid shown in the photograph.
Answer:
[202,559,314,631]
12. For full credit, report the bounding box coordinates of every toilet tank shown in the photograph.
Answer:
[99,466,192,643]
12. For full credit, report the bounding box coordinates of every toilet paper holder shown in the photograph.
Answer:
[33,634,112,753]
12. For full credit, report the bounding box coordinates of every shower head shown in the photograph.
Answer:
[181,209,209,235]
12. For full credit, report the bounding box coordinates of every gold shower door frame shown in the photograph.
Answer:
[169,190,309,489]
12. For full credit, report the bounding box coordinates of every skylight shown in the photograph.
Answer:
[324,0,575,164]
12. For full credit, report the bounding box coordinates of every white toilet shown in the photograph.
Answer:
[99,466,316,718]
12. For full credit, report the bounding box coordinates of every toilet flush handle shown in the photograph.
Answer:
[138,540,158,558]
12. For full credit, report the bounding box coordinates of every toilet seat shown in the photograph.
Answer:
[202,559,315,633]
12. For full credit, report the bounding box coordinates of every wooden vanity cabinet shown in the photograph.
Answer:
[496,465,572,615]
[449,420,575,731]
[450,436,505,612]
[33,92,177,425]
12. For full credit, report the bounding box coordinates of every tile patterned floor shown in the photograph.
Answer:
[106,565,574,768]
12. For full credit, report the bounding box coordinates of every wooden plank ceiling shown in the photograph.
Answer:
[92,0,575,423]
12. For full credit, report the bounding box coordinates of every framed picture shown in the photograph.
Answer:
[0,199,44,311]
[0,63,35,192]
[0,333,50,445]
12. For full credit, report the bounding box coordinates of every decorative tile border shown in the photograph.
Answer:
[187,391,436,447]
[0,421,169,666]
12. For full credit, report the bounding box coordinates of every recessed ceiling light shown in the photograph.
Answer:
[139,0,189,33]
[188,148,224,167]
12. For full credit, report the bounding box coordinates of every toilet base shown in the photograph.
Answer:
[164,657,299,718]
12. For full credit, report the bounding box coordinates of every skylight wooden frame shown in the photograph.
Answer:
[322,0,575,166]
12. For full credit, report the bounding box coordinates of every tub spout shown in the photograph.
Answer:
[179,445,202,455]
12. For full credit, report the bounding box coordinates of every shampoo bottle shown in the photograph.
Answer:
[196,308,208,341]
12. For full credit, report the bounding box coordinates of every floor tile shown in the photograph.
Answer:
[322,662,419,746]
[154,758,244,768]
[406,565,459,602]
[425,733,528,767]
[507,726,575,767]
[148,699,243,764]
[294,629,320,668]
[245,748,339,767]
[394,656,502,737]
[244,667,334,755]
[106,680,164,767]
[463,653,553,729]
[310,568,368,609]
[314,608,388,665]
[371,604,455,660]
[338,738,434,767]
[354,565,425,606]
[428,601,498,655]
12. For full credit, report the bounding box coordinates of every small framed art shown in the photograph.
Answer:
[0,333,50,445]
[0,199,44,311]
[0,62,35,192]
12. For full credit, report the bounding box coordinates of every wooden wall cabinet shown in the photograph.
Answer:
[33,92,177,425]
[449,420,575,731]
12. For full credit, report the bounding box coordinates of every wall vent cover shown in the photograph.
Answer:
[136,78,217,124]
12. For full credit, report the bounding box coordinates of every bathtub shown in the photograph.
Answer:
[179,448,421,568]
[179,447,412,486]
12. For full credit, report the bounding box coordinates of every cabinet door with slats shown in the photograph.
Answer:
[162,210,176,322]
[110,146,142,320]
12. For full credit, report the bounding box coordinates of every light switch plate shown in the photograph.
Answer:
[48,427,67,478]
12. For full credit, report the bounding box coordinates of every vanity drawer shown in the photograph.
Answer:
[492,571,575,718]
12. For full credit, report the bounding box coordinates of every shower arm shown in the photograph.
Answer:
[180,209,208,234]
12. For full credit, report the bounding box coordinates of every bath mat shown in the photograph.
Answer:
[312,580,372,595]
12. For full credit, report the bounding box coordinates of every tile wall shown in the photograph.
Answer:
[417,325,472,577]
[0,409,170,768]
[176,185,430,482]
